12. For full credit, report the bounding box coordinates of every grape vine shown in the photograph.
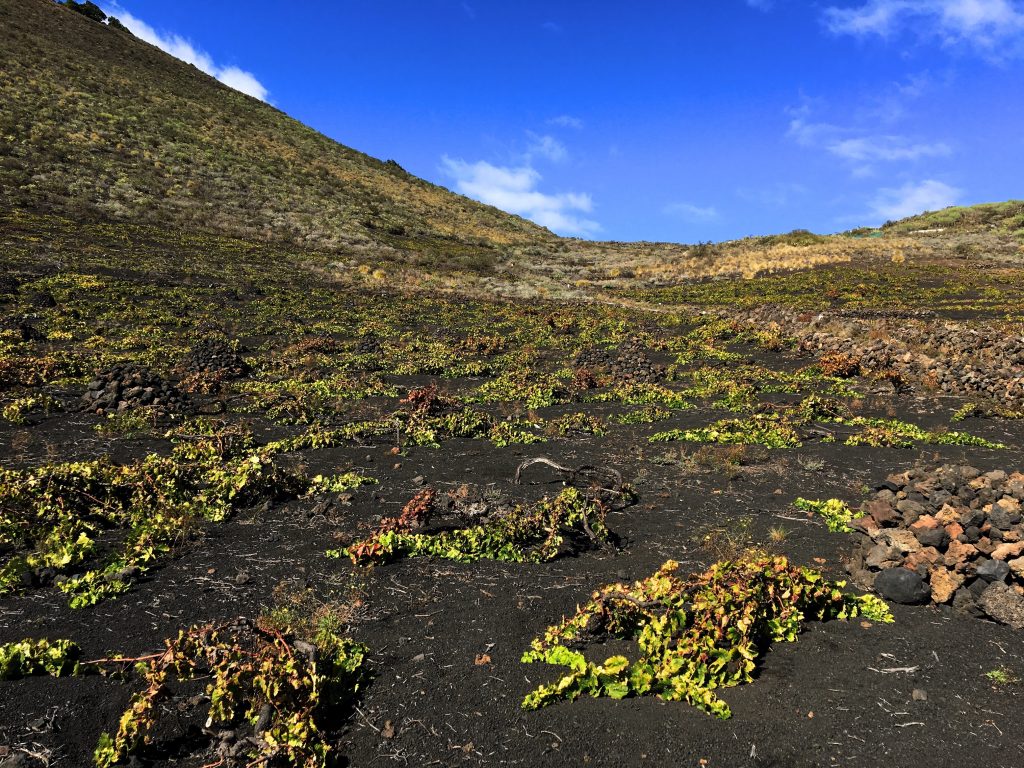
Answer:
[521,553,893,718]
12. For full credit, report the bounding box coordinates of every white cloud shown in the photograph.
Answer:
[104,6,270,101]
[787,104,951,175]
[823,0,1024,54]
[525,132,568,163]
[548,115,584,129]
[441,156,599,236]
[737,182,807,208]
[787,112,842,148]
[663,202,719,221]
[829,136,951,162]
[868,179,961,220]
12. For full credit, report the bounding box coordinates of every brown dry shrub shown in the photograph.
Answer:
[819,352,862,378]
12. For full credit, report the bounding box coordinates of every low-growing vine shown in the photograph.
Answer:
[0,424,375,607]
[0,620,369,768]
[521,553,893,718]
[336,486,626,565]
[0,637,84,679]
[793,497,863,532]
[650,415,803,448]
[94,618,368,768]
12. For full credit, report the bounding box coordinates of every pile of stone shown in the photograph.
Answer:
[610,337,664,384]
[0,275,19,299]
[574,338,664,385]
[727,305,1024,409]
[1,315,45,342]
[81,363,185,415]
[573,344,616,370]
[848,464,1024,629]
[26,289,56,309]
[355,334,383,356]
[183,337,249,378]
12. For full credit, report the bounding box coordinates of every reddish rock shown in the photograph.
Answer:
[851,516,881,537]
[944,539,978,569]
[864,499,899,527]
[990,541,1024,561]
[929,567,964,604]
[1008,557,1024,578]
[905,547,942,571]
[910,514,939,531]
[935,504,960,526]
[944,522,965,541]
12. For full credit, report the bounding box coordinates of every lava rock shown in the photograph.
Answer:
[914,526,949,549]
[978,582,1024,629]
[183,337,249,378]
[952,587,985,618]
[976,558,1011,583]
[874,568,930,605]
[79,363,184,415]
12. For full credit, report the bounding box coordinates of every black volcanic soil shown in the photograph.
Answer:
[2,405,1023,768]
[2,235,1024,767]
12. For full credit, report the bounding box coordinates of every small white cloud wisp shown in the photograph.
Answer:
[787,104,951,176]
[104,5,270,101]
[868,179,961,221]
[663,202,719,221]
[441,157,599,236]
[823,0,1024,55]
[548,115,584,129]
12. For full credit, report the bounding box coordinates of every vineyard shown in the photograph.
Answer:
[0,211,1022,766]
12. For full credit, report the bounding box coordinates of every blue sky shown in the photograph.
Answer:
[102,1,1023,241]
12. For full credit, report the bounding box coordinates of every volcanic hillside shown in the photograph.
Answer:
[0,0,557,263]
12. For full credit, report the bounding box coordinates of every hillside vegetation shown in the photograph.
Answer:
[0,0,555,261]
[0,0,1021,300]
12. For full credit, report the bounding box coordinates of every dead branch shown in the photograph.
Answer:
[514,458,623,492]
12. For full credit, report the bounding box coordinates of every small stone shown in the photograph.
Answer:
[944,539,978,568]
[865,499,899,527]
[990,541,1024,561]
[914,526,949,550]
[976,559,1011,583]
[911,688,928,702]
[979,582,1024,629]
[852,516,881,537]
[935,503,960,525]
[929,567,964,604]
[880,529,921,555]
[897,499,926,521]
[1007,557,1024,578]
[866,543,901,570]
[411,475,425,487]
[904,547,942,573]
[910,514,939,531]
[952,587,985,618]
[874,567,930,605]
[235,572,251,585]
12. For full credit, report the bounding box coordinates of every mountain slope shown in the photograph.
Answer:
[0,0,555,257]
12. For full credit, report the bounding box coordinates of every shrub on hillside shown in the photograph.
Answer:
[63,1,107,23]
